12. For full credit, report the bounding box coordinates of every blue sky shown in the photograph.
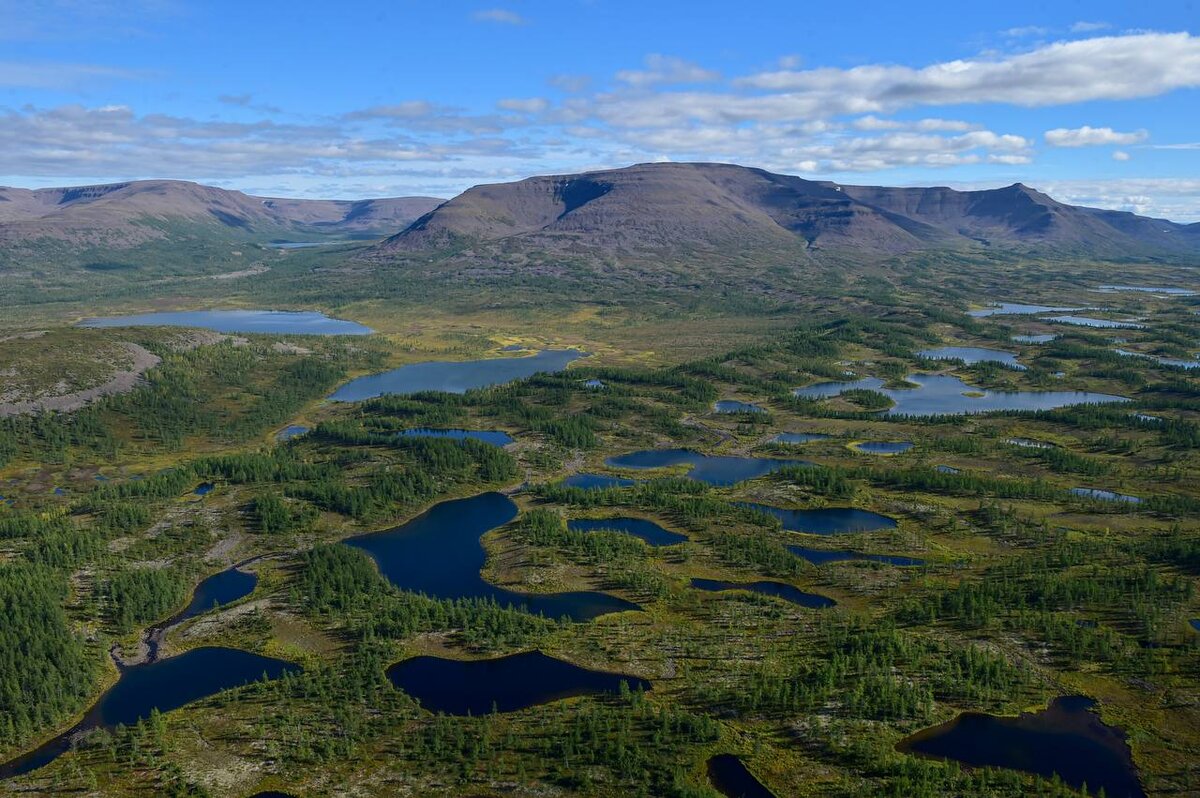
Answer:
[1,0,1198,219]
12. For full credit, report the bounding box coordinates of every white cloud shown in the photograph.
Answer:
[1044,126,1148,147]
[1112,150,1131,161]
[548,74,591,93]
[497,97,548,113]
[471,8,526,25]
[616,55,720,87]
[1071,21,1110,33]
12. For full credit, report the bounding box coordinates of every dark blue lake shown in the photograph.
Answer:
[968,302,1082,318]
[788,545,924,567]
[690,578,835,608]
[0,647,300,779]
[177,567,257,623]
[794,376,885,398]
[1115,349,1200,370]
[193,482,214,496]
[1046,315,1145,329]
[714,400,765,413]
[707,754,776,798]
[397,428,515,446]
[387,651,650,715]
[741,502,898,535]
[872,374,1127,417]
[772,432,831,444]
[605,449,809,486]
[853,441,913,455]
[329,349,586,401]
[80,309,371,335]
[898,695,1144,798]
[560,473,638,490]
[347,492,638,621]
[1070,487,1142,504]
[567,517,687,546]
[919,346,1024,369]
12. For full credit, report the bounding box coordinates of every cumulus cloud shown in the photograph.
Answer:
[1044,126,1148,147]
[471,8,526,25]
[1112,150,1131,161]
[615,55,720,87]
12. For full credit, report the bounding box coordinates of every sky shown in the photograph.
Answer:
[1,0,1198,220]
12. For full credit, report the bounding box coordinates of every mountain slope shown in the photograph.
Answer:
[373,162,1199,261]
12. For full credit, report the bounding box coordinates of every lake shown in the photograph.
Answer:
[772,432,831,444]
[1098,285,1195,296]
[567,517,687,546]
[968,302,1082,317]
[919,346,1024,369]
[853,374,1128,417]
[1046,315,1145,329]
[329,349,586,401]
[346,492,639,621]
[386,651,650,715]
[80,309,372,335]
[1115,349,1200,369]
[852,441,913,455]
[397,428,515,446]
[1012,334,1057,343]
[276,424,310,441]
[690,578,835,608]
[0,647,300,779]
[560,473,639,490]
[897,695,1144,798]
[176,567,257,624]
[605,449,810,486]
[707,754,776,798]
[741,502,898,535]
[1070,487,1142,504]
[194,482,214,496]
[788,545,924,567]
[714,400,765,413]
[794,376,885,398]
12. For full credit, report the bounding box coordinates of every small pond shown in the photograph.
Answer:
[690,578,835,608]
[714,400,765,414]
[347,492,638,621]
[567,517,686,547]
[1070,487,1142,504]
[0,647,300,779]
[176,567,257,624]
[80,309,371,335]
[707,754,776,798]
[386,651,650,716]
[934,465,960,474]
[918,346,1024,369]
[329,349,585,401]
[852,441,913,455]
[741,502,898,535]
[1115,349,1200,369]
[605,449,809,486]
[193,482,215,496]
[276,424,310,441]
[397,428,515,446]
[897,695,1144,798]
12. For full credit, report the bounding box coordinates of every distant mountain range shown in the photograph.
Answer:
[0,180,442,251]
[375,162,1200,261]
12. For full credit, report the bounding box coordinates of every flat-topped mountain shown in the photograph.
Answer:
[374,162,1199,260]
[0,180,442,248]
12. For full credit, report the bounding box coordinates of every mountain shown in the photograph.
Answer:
[0,180,443,250]
[373,162,1200,261]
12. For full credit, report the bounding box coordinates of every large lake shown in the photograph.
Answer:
[329,349,586,401]
[80,309,372,335]
[0,647,299,779]
[387,651,649,715]
[740,502,898,535]
[897,695,1144,798]
[346,492,638,621]
[918,346,1024,369]
[604,449,810,486]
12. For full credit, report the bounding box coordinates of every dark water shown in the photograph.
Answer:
[387,651,650,715]
[194,482,214,496]
[919,346,1024,369]
[788,545,924,567]
[567,517,687,546]
[80,309,372,335]
[772,432,830,444]
[398,428,515,446]
[177,568,257,623]
[876,374,1127,417]
[1099,284,1195,296]
[560,473,638,490]
[853,441,913,455]
[968,302,1082,318]
[0,648,300,779]
[1013,334,1057,344]
[1115,349,1200,369]
[690,578,835,608]
[276,424,310,441]
[583,378,606,389]
[605,449,809,486]
[1047,315,1145,329]
[1190,619,1200,632]
[897,695,1144,798]
[741,502,897,535]
[934,465,960,474]
[1070,487,1142,504]
[707,754,776,798]
[794,376,885,398]
[347,492,638,621]
[329,349,586,401]
[714,400,765,413]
